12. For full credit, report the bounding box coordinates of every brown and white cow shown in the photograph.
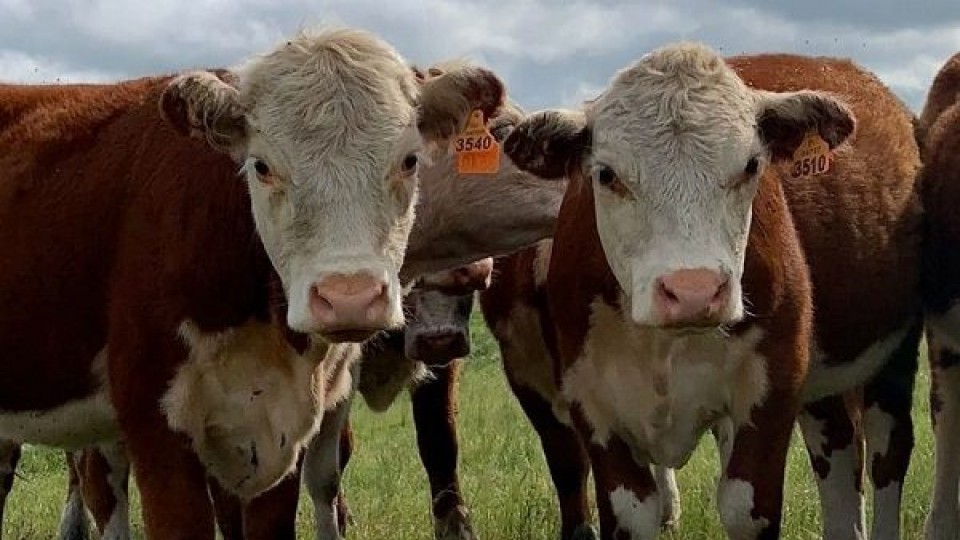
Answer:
[0,263,489,540]
[0,26,566,539]
[480,42,922,539]
[917,51,960,540]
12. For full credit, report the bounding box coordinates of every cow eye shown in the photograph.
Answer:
[401,154,419,174]
[253,159,270,177]
[744,156,760,176]
[595,166,617,186]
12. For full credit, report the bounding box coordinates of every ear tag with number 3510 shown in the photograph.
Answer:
[452,109,500,175]
[790,131,832,178]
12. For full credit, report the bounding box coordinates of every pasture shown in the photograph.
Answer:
[3,310,936,539]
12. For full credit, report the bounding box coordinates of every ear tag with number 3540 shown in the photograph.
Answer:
[452,109,500,175]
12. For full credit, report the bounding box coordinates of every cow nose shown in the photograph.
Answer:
[309,273,389,342]
[653,269,730,326]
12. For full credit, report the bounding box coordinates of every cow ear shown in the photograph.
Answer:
[416,65,505,146]
[503,109,591,179]
[756,90,855,161]
[160,70,248,152]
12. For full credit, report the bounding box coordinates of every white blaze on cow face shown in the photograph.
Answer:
[585,46,764,327]
[159,27,506,343]
[503,42,855,329]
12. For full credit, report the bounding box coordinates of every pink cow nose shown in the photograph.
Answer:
[653,269,731,327]
[309,273,390,342]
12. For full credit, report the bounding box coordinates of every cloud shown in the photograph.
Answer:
[1,0,958,112]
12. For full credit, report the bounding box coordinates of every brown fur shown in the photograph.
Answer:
[919,51,960,143]
[0,50,507,536]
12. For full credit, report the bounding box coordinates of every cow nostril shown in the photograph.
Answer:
[658,280,679,303]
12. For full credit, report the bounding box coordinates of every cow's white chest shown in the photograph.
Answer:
[562,299,768,468]
[0,349,119,449]
[161,320,348,501]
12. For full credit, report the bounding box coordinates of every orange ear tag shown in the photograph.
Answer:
[452,109,501,175]
[790,131,832,179]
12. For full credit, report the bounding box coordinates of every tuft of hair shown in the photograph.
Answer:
[234,25,419,137]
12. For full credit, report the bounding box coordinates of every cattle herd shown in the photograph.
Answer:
[0,22,959,540]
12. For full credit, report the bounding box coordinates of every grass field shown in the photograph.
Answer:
[2,312,938,539]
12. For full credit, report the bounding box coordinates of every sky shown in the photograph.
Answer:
[1,0,958,113]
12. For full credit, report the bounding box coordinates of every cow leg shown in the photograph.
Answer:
[861,322,921,540]
[926,336,960,540]
[653,466,679,529]
[242,459,303,540]
[509,380,596,540]
[336,421,354,535]
[798,395,865,540]
[304,388,355,540]
[570,408,659,540]
[123,420,215,539]
[0,440,22,540]
[411,360,476,540]
[76,443,131,540]
[208,477,244,540]
[713,388,798,540]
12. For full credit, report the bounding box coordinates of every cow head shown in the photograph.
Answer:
[159,27,504,343]
[402,259,491,364]
[504,42,854,328]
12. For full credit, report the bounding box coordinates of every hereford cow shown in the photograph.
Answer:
[0,27,567,539]
[0,262,489,540]
[480,42,922,539]
[918,52,960,540]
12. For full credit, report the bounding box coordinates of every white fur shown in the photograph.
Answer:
[803,323,913,402]
[161,319,359,501]
[926,360,960,540]
[798,412,866,540]
[562,298,768,467]
[585,43,767,325]
[0,349,118,449]
[196,28,431,334]
[654,466,681,527]
[717,478,770,540]
[864,405,901,540]
[609,486,661,539]
[304,385,356,540]
[58,480,90,540]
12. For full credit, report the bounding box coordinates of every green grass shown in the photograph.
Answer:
[2,313,937,539]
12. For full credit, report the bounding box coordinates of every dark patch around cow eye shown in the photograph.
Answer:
[744,157,760,175]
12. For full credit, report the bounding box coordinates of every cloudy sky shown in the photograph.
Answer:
[2,0,958,113]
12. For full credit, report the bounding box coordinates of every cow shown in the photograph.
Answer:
[479,42,922,539]
[0,261,489,540]
[917,51,960,540]
[0,26,567,539]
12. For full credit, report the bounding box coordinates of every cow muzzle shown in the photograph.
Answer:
[308,272,393,342]
[651,268,733,327]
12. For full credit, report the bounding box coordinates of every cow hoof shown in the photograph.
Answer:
[434,505,477,540]
[570,523,599,540]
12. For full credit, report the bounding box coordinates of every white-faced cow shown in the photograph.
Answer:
[0,261,490,540]
[917,51,960,540]
[480,42,922,539]
[0,27,567,539]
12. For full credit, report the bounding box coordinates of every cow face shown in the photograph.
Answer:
[160,27,504,343]
[505,42,854,328]
[402,260,491,364]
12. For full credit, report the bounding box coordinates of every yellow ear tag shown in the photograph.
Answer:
[452,109,500,175]
[790,131,832,178]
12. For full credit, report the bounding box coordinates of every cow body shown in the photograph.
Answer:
[0,27,567,539]
[483,44,920,539]
[0,262,491,540]
[918,51,960,540]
